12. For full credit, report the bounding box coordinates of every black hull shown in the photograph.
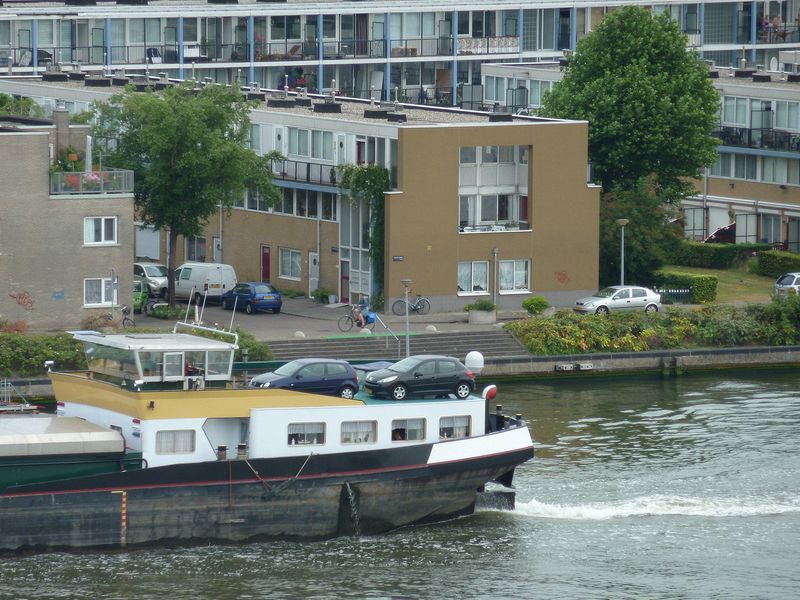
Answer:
[0,444,533,552]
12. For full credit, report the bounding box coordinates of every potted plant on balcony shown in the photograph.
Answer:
[464,298,497,325]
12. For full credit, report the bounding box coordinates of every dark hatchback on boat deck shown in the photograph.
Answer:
[363,354,475,400]
[248,358,359,398]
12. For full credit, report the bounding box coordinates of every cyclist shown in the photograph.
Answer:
[353,296,369,328]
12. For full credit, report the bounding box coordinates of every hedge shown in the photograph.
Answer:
[673,241,771,269]
[654,270,718,303]
[757,249,800,279]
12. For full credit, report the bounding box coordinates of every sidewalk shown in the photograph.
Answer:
[135,297,528,342]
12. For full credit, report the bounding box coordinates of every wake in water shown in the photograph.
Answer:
[512,495,800,519]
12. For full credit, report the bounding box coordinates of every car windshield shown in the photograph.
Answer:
[145,265,168,277]
[389,356,424,373]
[593,287,618,298]
[777,275,797,285]
[254,284,276,294]
[273,361,302,376]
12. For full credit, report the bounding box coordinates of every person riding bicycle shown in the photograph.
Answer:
[353,296,369,328]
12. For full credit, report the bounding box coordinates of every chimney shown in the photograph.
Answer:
[53,102,70,157]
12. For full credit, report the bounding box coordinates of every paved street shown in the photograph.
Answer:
[134,297,525,342]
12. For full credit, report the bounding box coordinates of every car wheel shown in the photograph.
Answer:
[245,302,254,315]
[391,384,408,401]
[223,298,231,310]
[273,307,281,314]
[455,382,472,399]
[339,385,356,399]
[645,303,659,313]
[595,305,610,315]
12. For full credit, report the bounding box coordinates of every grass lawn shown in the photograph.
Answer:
[663,265,775,304]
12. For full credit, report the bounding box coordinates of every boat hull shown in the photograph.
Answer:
[0,439,533,551]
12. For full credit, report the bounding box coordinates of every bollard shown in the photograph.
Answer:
[236,443,247,459]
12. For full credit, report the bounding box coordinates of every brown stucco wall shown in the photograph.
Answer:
[385,121,599,311]
[706,177,800,206]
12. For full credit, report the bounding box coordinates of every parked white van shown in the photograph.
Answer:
[174,262,237,303]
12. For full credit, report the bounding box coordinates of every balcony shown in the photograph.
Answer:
[273,160,338,187]
[457,36,519,56]
[50,169,134,195]
[716,126,800,153]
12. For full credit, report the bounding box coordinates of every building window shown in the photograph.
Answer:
[722,96,747,126]
[683,207,706,241]
[710,152,732,178]
[155,430,196,454]
[185,236,206,262]
[460,146,477,164]
[289,127,309,157]
[288,422,325,445]
[321,192,337,221]
[760,214,781,244]
[439,416,470,439]
[84,277,116,307]
[458,261,489,293]
[499,259,530,292]
[391,418,426,441]
[734,154,757,180]
[277,187,294,214]
[341,421,377,444]
[84,217,117,245]
[775,101,800,131]
[311,130,334,160]
[735,213,757,243]
[482,146,498,163]
[279,248,302,279]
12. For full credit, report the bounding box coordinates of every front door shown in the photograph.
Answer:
[261,245,271,282]
[340,260,350,303]
[308,251,319,296]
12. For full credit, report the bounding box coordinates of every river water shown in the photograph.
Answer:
[3,371,799,599]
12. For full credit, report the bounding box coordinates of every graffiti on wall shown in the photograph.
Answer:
[8,291,34,310]
[554,271,570,285]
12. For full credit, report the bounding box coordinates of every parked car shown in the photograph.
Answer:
[248,358,359,399]
[133,262,169,298]
[173,262,237,304]
[773,273,800,296]
[363,354,475,401]
[222,282,282,314]
[132,277,149,314]
[574,285,661,314]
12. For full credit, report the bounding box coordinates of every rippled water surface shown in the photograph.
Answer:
[3,371,799,600]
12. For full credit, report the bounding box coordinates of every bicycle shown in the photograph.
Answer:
[392,293,431,316]
[338,304,376,332]
[104,305,135,329]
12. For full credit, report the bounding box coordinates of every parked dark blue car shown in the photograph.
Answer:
[248,358,359,398]
[222,282,282,314]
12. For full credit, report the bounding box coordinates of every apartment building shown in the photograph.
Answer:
[0,76,599,311]
[481,57,800,250]
[1,1,799,106]
[0,107,135,330]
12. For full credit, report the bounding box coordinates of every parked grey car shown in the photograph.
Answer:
[574,285,661,315]
[773,273,800,296]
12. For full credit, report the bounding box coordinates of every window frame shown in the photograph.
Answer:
[499,259,531,293]
[83,277,117,307]
[341,420,378,444]
[155,429,196,454]
[279,247,302,280]
[83,216,118,246]
[458,260,490,295]
[288,422,326,446]
[391,418,426,442]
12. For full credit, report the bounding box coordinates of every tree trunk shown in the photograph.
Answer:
[168,229,178,308]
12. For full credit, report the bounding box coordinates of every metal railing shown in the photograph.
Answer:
[272,160,338,186]
[716,126,800,153]
[50,169,134,195]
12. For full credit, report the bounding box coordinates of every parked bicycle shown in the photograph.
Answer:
[104,305,135,329]
[338,303,376,332]
[392,293,431,316]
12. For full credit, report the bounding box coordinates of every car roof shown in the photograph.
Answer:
[134,262,166,267]
[778,272,800,277]
[402,354,458,361]
[288,357,350,365]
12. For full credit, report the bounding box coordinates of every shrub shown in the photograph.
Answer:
[757,249,800,279]
[0,333,86,377]
[654,270,717,303]
[463,299,496,312]
[0,318,29,334]
[150,305,188,320]
[310,288,335,303]
[281,289,305,299]
[522,296,550,316]
[673,241,770,269]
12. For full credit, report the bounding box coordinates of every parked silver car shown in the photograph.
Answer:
[574,285,661,315]
[133,262,169,298]
[773,272,800,296]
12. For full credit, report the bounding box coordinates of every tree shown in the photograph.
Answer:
[0,93,44,118]
[541,7,719,201]
[93,84,282,303]
[599,177,683,286]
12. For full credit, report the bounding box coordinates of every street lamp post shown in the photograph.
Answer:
[401,279,412,357]
[616,218,629,286]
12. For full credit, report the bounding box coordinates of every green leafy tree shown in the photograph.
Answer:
[541,6,719,200]
[600,178,683,286]
[336,164,391,293]
[92,84,282,303]
[0,93,44,118]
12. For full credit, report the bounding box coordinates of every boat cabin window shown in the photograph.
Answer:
[135,349,234,382]
[391,418,426,442]
[439,416,471,440]
[207,350,233,378]
[138,351,162,378]
[85,342,138,380]
[155,430,196,454]
[163,352,184,380]
[341,420,377,444]
[288,422,325,446]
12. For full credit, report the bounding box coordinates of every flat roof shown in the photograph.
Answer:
[73,332,237,352]
[0,414,124,457]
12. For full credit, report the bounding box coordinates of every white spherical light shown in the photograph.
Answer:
[465,351,484,373]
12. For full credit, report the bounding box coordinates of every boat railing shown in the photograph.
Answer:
[173,320,239,346]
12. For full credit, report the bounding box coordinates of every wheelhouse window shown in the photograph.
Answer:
[155,430,196,454]
[341,421,377,444]
[84,217,117,245]
[288,422,325,445]
[439,416,471,439]
[458,261,489,294]
[279,248,302,280]
[84,277,116,307]
[391,418,426,442]
[499,259,530,292]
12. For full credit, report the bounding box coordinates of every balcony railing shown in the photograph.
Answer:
[273,160,338,187]
[716,126,800,153]
[50,169,134,195]
[457,36,519,55]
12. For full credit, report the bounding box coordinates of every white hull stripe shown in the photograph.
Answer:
[427,426,533,466]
